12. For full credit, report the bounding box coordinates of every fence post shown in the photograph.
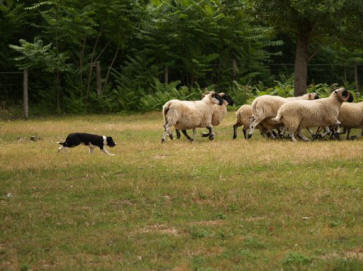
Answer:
[23,69,29,119]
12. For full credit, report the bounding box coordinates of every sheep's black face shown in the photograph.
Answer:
[222,94,234,105]
[314,94,319,99]
[106,136,116,147]
[212,93,224,105]
[341,90,354,102]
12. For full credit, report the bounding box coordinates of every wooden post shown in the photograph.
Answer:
[96,61,102,96]
[23,69,29,119]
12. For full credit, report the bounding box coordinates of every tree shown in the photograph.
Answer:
[246,0,363,96]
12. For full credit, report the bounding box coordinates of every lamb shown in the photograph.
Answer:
[175,92,234,140]
[232,104,269,139]
[248,93,319,138]
[272,88,354,142]
[161,91,224,143]
[336,101,363,139]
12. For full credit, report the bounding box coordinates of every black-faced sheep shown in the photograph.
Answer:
[161,92,224,143]
[248,93,319,138]
[272,88,353,142]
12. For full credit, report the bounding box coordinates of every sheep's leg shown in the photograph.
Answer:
[297,129,310,141]
[307,128,314,137]
[182,130,194,142]
[278,127,287,138]
[267,130,276,139]
[161,124,173,143]
[320,126,331,138]
[233,123,240,139]
[346,128,351,140]
[201,129,211,137]
[176,129,181,139]
[289,132,297,142]
[243,128,247,139]
[312,127,320,140]
[248,116,263,139]
[206,126,215,140]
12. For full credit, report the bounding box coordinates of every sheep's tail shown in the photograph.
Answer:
[162,101,171,125]
[252,99,265,119]
[272,111,282,122]
[162,101,179,127]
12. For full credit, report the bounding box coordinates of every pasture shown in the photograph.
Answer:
[0,112,362,270]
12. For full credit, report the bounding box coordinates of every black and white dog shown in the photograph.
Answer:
[57,133,116,156]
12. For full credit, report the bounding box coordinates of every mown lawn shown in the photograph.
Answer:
[0,112,362,270]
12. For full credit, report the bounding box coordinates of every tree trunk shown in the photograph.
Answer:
[23,69,29,120]
[96,61,102,96]
[294,32,310,96]
[293,22,313,97]
[354,64,359,92]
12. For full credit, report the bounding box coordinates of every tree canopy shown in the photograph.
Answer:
[0,0,362,114]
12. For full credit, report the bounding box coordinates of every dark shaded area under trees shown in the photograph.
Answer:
[0,0,362,116]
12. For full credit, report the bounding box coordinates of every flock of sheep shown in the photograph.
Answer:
[161,88,363,143]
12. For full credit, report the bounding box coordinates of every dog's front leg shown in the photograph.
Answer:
[102,147,115,156]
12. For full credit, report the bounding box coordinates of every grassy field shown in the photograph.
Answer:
[0,112,362,270]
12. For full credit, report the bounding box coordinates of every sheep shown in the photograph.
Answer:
[232,104,271,139]
[175,92,234,140]
[335,102,363,139]
[272,88,354,142]
[161,91,224,143]
[233,104,253,139]
[248,93,319,138]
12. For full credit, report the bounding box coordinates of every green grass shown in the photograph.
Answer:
[0,112,362,270]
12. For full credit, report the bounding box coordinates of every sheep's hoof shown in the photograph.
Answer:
[247,134,252,139]
[233,135,237,140]
[208,135,214,141]
[161,138,165,143]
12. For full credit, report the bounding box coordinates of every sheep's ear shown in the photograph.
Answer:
[342,90,348,97]
[348,93,354,102]
[308,93,312,99]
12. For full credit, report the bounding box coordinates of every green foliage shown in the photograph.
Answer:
[2,0,363,114]
[9,38,69,71]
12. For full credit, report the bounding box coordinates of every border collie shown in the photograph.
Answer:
[57,133,116,156]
